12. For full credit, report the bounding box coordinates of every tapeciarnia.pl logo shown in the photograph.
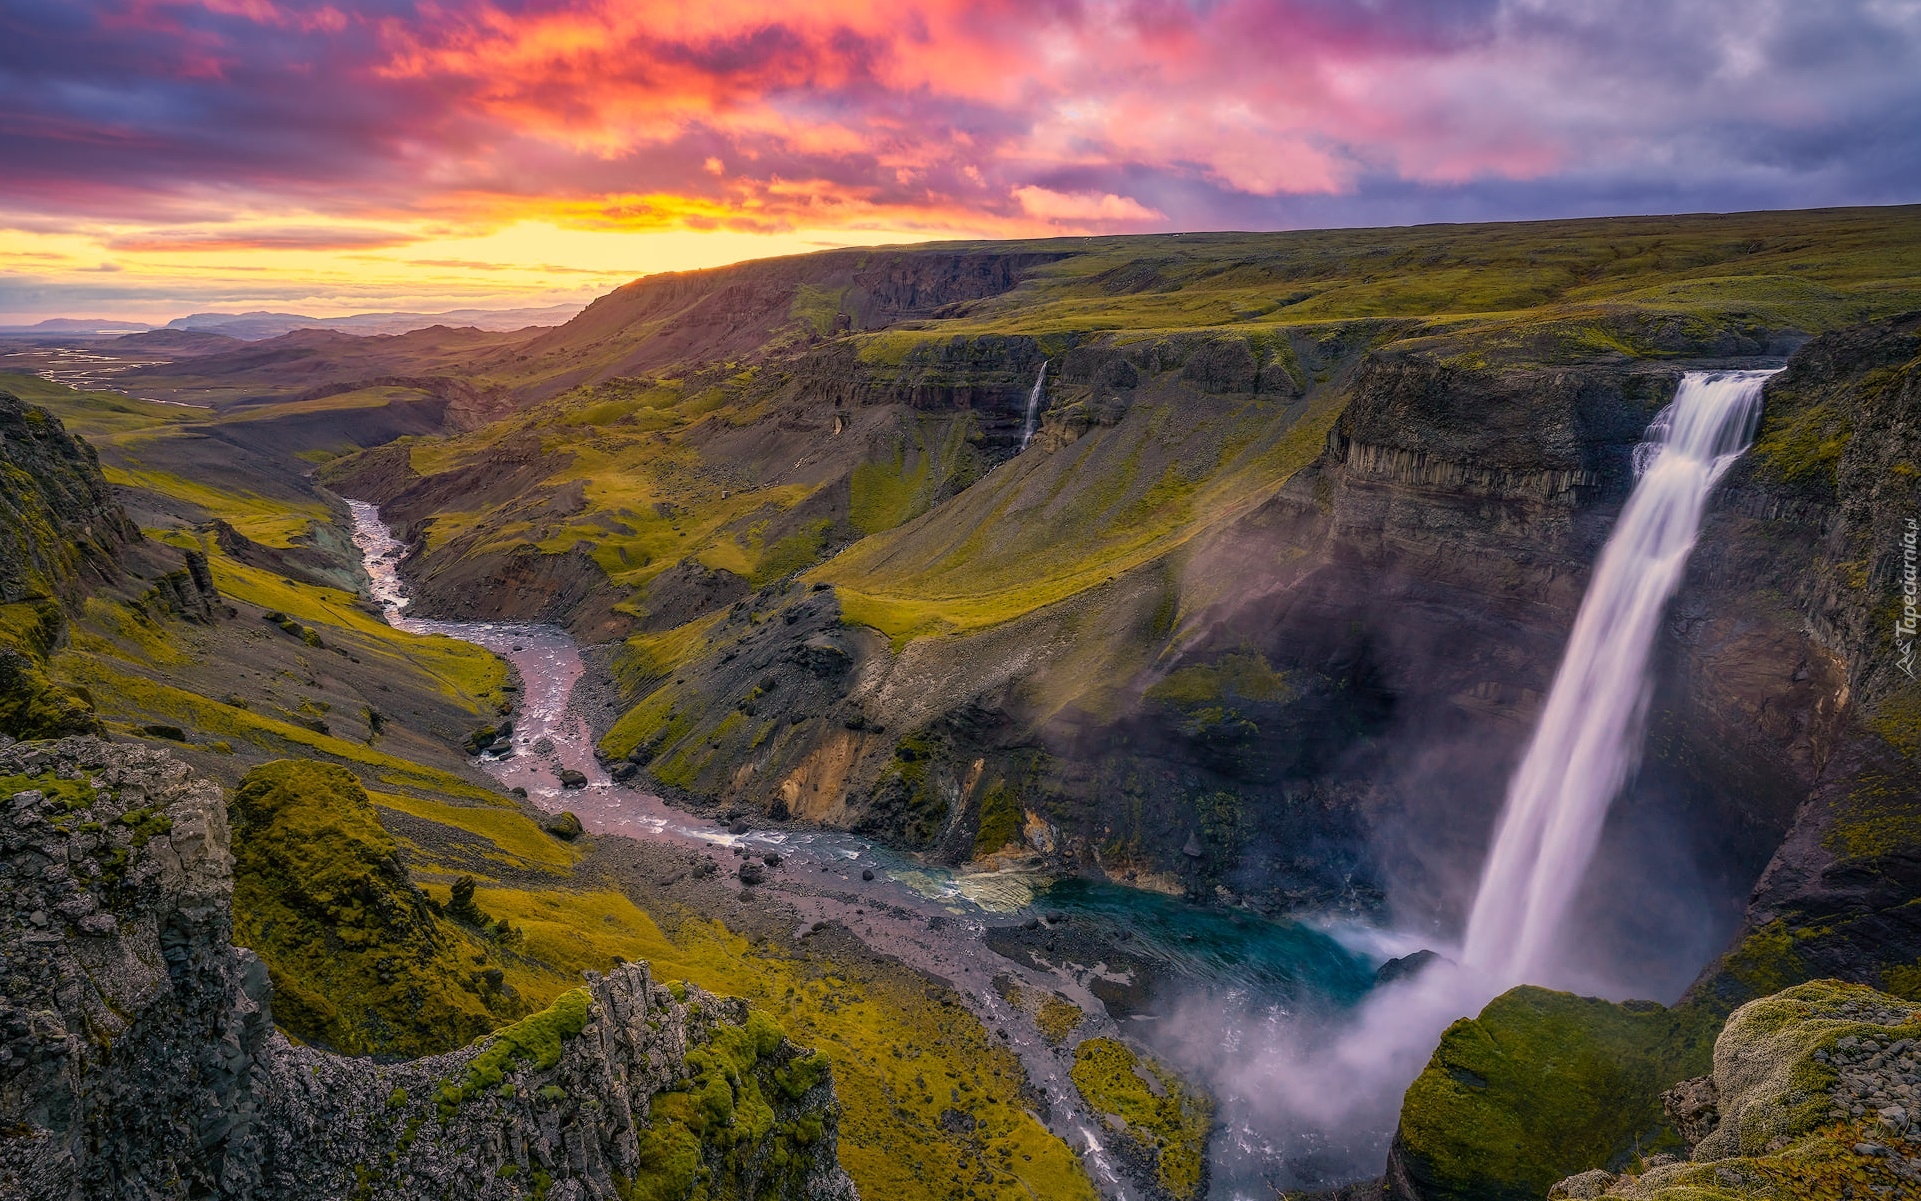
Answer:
[1899,516,1918,680]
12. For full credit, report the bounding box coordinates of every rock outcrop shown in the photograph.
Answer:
[0,391,220,739]
[0,736,857,1201]
[1543,981,1921,1200]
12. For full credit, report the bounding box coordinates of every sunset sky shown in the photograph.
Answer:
[4,0,1919,323]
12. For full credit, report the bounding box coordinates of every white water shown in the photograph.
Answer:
[1019,359,1048,450]
[1461,368,1773,982]
[1212,370,1776,1195]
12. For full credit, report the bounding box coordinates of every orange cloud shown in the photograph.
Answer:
[1013,186,1163,224]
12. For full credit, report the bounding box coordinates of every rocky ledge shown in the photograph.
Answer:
[0,735,858,1201]
[1548,981,1921,1201]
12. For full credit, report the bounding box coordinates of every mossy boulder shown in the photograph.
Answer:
[1388,987,1718,1201]
[227,759,525,1056]
[1545,981,1921,1200]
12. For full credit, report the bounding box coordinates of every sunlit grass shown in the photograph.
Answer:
[465,886,1098,1201]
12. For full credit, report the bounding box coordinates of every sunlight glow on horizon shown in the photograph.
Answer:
[0,218,993,324]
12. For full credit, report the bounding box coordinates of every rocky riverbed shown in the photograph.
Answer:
[347,498,1396,1199]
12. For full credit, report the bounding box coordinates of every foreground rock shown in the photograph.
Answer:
[1546,981,1921,1199]
[0,736,857,1201]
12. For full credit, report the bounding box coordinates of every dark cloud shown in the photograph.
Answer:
[0,1,1913,238]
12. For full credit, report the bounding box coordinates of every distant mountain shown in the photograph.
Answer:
[165,311,317,337]
[164,304,584,340]
[0,317,153,335]
[108,328,248,356]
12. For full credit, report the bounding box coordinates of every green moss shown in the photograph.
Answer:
[1565,983,1921,1201]
[1822,766,1921,860]
[439,988,591,1113]
[1145,650,1293,706]
[973,779,1022,857]
[625,1006,820,1201]
[228,759,525,1057]
[1394,987,1717,1201]
[876,730,951,846]
[0,772,97,811]
[748,518,833,587]
[1882,960,1921,1001]
[789,283,848,336]
[1070,1037,1213,1201]
[0,602,101,739]
[849,452,932,536]
[1034,994,1085,1045]
[1751,401,1853,492]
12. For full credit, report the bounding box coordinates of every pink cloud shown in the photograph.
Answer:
[5,0,1917,251]
[1013,185,1163,224]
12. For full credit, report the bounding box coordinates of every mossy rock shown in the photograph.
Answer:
[1391,987,1718,1201]
[1546,981,1921,1201]
[629,1003,834,1201]
[0,644,101,739]
[228,759,525,1057]
[1070,1036,1213,1200]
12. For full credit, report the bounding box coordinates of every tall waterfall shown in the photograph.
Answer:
[1461,369,1776,982]
[1019,360,1048,450]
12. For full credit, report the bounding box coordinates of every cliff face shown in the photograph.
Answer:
[583,339,1826,968]
[0,736,857,1201]
[1687,315,1921,1004]
[0,391,141,607]
[1381,317,1921,1201]
[325,276,1902,998]
[0,390,219,739]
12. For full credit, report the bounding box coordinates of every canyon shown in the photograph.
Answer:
[2,206,1918,1199]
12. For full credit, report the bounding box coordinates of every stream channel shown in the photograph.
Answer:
[348,498,1398,1199]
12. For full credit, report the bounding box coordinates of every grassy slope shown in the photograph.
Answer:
[884,207,1921,340]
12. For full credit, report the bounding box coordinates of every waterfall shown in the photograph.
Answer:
[1019,360,1048,451]
[1461,369,1776,982]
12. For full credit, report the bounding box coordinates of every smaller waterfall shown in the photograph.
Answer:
[1461,369,1776,982]
[1019,360,1048,451]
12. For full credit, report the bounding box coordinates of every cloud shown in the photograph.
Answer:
[1012,186,1164,225]
[108,226,422,252]
[0,0,1917,318]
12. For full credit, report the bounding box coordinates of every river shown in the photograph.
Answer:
[346,498,1388,1198]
